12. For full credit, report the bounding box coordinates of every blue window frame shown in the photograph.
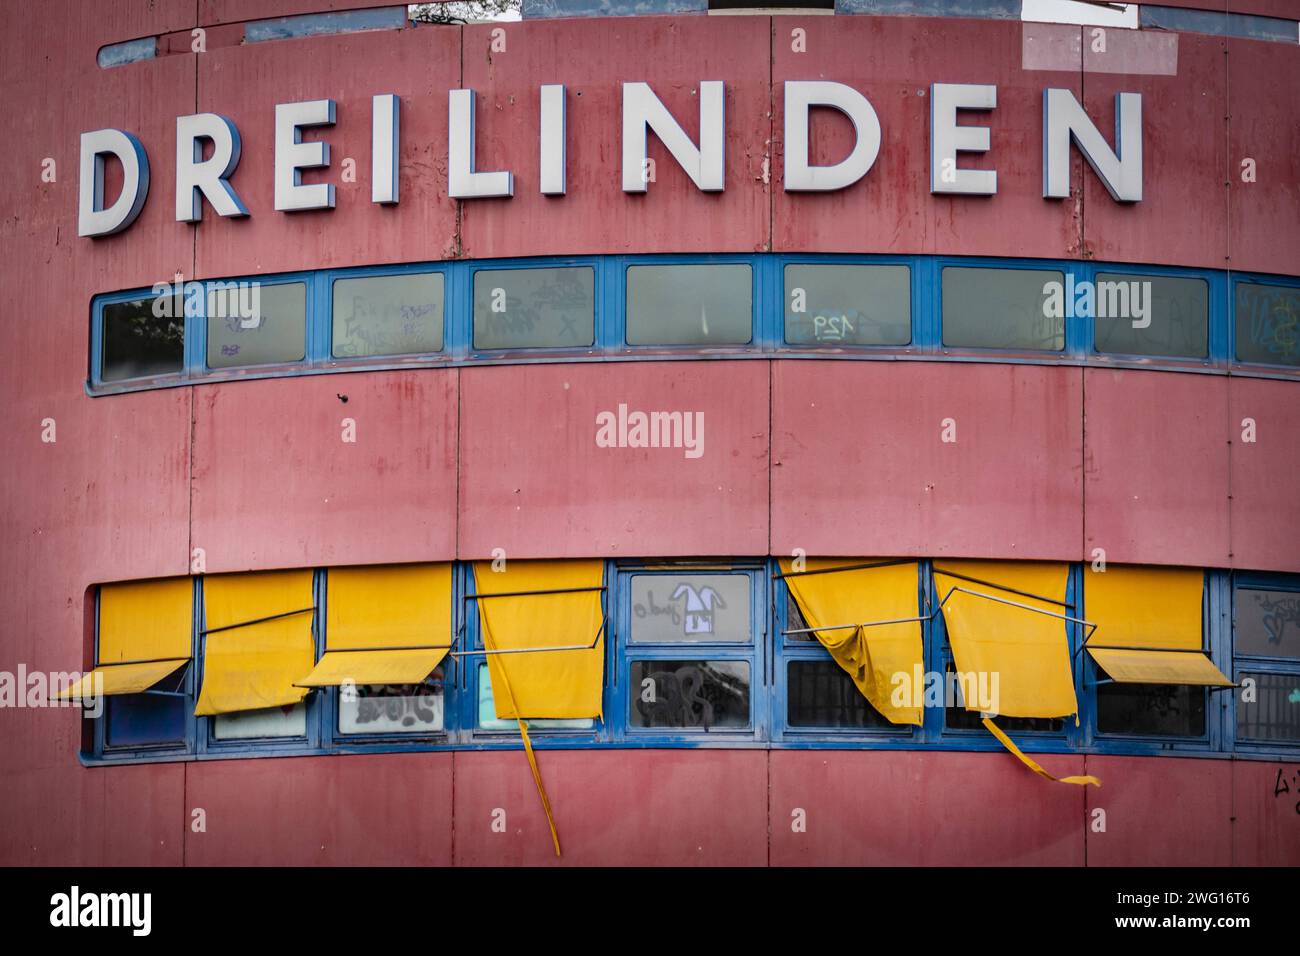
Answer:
[91,581,197,757]
[1230,571,1300,753]
[1231,273,1300,372]
[469,258,601,357]
[1080,568,1225,755]
[328,264,449,362]
[609,562,767,743]
[87,254,1300,396]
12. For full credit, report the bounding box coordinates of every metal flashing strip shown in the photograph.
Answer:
[245,7,408,43]
[1140,5,1299,44]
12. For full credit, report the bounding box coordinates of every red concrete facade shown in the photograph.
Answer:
[2,3,1298,865]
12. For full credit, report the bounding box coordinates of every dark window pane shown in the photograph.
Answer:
[941,267,1065,351]
[101,296,184,382]
[1235,587,1300,660]
[207,281,306,368]
[1096,682,1206,737]
[476,663,593,730]
[630,573,751,643]
[1236,671,1300,743]
[1235,283,1300,367]
[1094,273,1207,358]
[783,264,910,346]
[332,273,443,358]
[626,264,752,345]
[105,694,186,748]
[785,595,818,642]
[787,659,895,729]
[629,660,749,729]
[473,267,594,349]
[338,668,445,734]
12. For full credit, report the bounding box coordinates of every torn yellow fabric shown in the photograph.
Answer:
[780,559,923,725]
[194,570,315,717]
[982,718,1101,788]
[1085,565,1230,686]
[59,577,194,699]
[298,563,452,687]
[473,560,604,721]
[934,561,1077,719]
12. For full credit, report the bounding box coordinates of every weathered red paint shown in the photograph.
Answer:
[771,361,1084,560]
[1083,32,1229,271]
[1228,378,1300,573]
[770,749,1087,866]
[1227,37,1300,279]
[1230,759,1300,866]
[773,17,1084,260]
[461,17,771,258]
[1084,755,1233,866]
[2,4,1299,867]
[195,24,461,278]
[458,361,769,559]
[454,749,769,866]
[191,371,459,572]
[184,753,454,865]
[1083,368,1230,568]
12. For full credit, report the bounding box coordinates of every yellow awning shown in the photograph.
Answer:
[59,577,193,699]
[298,648,447,686]
[1088,648,1234,686]
[297,563,453,687]
[934,560,1078,720]
[779,559,923,726]
[60,659,189,700]
[194,570,315,717]
[1085,566,1231,686]
[472,559,605,720]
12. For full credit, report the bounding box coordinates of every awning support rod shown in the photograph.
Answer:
[781,614,931,637]
[449,616,607,658]
[202,606,315,636]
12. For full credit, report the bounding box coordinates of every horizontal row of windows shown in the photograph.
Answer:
[90,255,1300,393]
[82,559,1300,763]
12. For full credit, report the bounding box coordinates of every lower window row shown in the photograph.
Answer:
[79,559,1300,759]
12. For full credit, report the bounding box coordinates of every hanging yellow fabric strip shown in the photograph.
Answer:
[779,559,924,725]
[493,647,562,857]
[982,718,1101,788]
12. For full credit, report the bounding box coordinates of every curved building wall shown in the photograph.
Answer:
[1,1,1298,865]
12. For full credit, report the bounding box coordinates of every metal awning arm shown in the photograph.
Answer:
[938,585,1098,645]
[449,614,608,658]
[780,613,931,637]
